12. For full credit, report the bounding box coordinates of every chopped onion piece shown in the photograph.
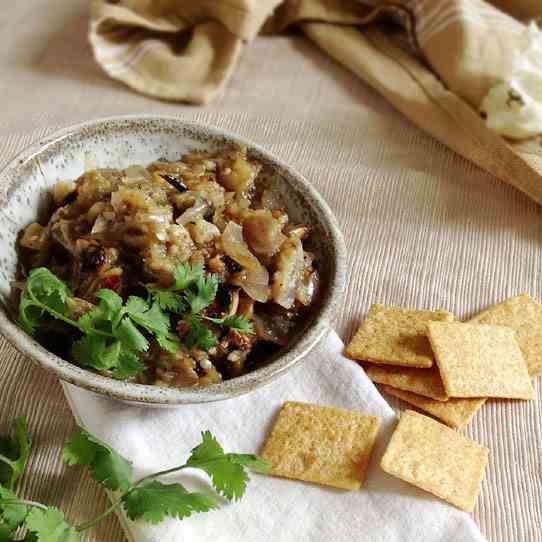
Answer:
[222,222,270,302]
[296,270,319,306]
[91,215,108,234]
[125,165,151,181]
[176,199,209,225]
[272,236,304,309]
[222,222,263,273]
[243,210,285,257]
[231,271,270,303]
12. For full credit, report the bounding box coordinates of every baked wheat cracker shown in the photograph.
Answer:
[470,294,542,377]
[261,401,381,490]
[367,365,448,401]
[382,386,486,429]
[346,304,454,368]
[381,410,489,512]
[427,322,534,400]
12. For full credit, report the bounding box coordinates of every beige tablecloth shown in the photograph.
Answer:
[0,2,541,541]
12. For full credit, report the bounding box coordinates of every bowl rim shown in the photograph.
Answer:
[0,114,347,405]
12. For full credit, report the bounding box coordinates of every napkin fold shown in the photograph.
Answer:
[89,0,542,206]
[63,331,486,542]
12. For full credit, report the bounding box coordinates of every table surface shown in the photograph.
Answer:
[1,2,541,541]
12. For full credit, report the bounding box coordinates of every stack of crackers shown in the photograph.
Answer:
[259,294,541,514]
[346,296,540,429]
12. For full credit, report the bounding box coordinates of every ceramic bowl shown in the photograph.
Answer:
[0,115,346,405]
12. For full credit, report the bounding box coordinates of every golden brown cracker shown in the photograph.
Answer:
[427,322,534,400]
[381,410,489,512]
[470,294,542,377]
[346,304,454,368]
[261,401,381,490]
[367,365,448,401]
[382,386,486,429]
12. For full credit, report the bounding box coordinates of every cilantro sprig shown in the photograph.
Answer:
[64,428,267,530]
[18,269,175,380]
[147,263,254,351]
[0,418,31,490]
[18,263,253,381]
[0,416,269,540]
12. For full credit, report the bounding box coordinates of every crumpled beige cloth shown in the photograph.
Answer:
[90,0,542,204]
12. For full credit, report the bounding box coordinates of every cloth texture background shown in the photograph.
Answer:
[90,0,542,206]
[63,332,486,542]
[0,1,541,541]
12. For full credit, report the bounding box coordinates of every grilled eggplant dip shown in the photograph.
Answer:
[15,146,319,388]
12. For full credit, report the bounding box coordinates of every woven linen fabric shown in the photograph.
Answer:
[1,1,542,540]
[89,0,542,205]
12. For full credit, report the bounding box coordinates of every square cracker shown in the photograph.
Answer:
[427,322,534,400]
[381,410,489,512]
[260,401,381,490]
[367,365,449,401]
[382,386,486,429]
[346,304,454,368]
[470,294,542,377]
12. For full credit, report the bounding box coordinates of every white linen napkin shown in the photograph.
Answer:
[63,331,486,542]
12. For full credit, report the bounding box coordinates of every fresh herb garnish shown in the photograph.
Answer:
[185,431,269,500]
[0,416,269,540]
[18,263,253,381]
[0,417,31,491]
[25,507,79,542]
[185,274,219,314]
[147,263,254,352]
[18,268,71,336]
[203,315,255,335]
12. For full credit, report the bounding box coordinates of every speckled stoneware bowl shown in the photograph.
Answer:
[0,115,346,405]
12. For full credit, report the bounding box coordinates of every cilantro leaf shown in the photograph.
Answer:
[73,336,145,380]
[156,333,181,354]
[77,290,124,334]
[148,289,185,314]
[17,301,44,337]
[124,296,148,316]
[203,315,254,335]
[100,341,122,371]
[111,351,145,380]
[184,319,217,351]
[186,432,247,501]
[18,268,71,336]
[25,508,78,542]
[194,457,247,501]
[122,481,218,524]
[188,431,223,460]
[0,417,32,490]
[125,298,170,337]
[91,449,133,493]
[0,523,15,542]
[115,318,149,353]
[62,432,96,466]
[227,454,270,474]
[0,485,27,530]
[185,432,269,500]
[220,316,254,335]
[94,289,123,316]
[72,334,107,370]
[63,431,132,492]
[185,275,218,314]
[173,263,204,291]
